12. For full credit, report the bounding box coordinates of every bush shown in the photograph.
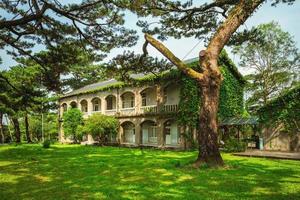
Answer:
[84,113,119,144]
[42,139,51,148]
[223,137,246,153]
[63,108,84,143]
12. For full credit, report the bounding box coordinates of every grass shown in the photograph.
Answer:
[0,144,299,200]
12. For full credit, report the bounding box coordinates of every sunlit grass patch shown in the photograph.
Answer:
[0,144,299,200]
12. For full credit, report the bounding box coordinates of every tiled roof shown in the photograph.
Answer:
[61,56,244,99]
[61,73,146,98]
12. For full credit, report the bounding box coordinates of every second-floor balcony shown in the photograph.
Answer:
[60,84,180,117]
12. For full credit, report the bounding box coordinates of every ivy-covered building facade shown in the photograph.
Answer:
[58,51,246,148]
[257,85,300,152]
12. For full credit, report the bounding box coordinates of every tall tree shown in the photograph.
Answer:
[0,0,137,63]
[124,0,296,167]
[233,22,300,107]
[0,65,45,143]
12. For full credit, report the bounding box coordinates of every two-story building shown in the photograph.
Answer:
[59,54,246,149]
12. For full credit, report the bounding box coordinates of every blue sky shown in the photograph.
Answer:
[1,0,299,75]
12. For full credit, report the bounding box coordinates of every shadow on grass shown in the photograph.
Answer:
[0,144,299,200]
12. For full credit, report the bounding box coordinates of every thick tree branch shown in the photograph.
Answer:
[144,33,204,81]
[206,0,265,60]
[0,4,48,29]
[199,0,265,80]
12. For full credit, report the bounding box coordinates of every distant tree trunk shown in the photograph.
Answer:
[12,117,21,143]
[0,113,4,143]
[24,113,32,143]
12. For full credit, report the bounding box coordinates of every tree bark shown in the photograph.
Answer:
[145,0,264,168]
[12,117,21,143]
[0,113,4,143]
[194,81,224,167]
[24,113,32,143]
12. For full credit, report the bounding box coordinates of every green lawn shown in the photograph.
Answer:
[0,144,299,200]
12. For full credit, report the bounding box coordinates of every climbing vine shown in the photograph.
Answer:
[60,50,245,127]
[177,50,245,128]
[258,84,300,133]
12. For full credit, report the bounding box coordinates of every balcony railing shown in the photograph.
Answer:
[105,109,116,115]
[120,107,135,115]
[141,105,158,113]
[162,104,178,113]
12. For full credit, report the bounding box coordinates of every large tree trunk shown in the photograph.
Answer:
[24,113,32,143]
[195,82,224,167]
[0,113,4,143]
[144,0,264,168]
[12,117,21,143]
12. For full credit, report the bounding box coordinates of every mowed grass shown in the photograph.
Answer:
[0,144,299,200]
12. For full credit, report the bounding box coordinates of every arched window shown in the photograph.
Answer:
[80,100,88,112]
[141,120,157,144]
[62,103,67,112]
[121,121,135,143]
[164,120,179,145]
[140,87,156,107]
[141,93,147,106]
[163,83,180,105]
[121,92,135,108]
[105,95,116,110]
[70,101,77,108]
[92,98,101,112]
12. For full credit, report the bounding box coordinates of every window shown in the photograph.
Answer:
[141,93,146,106]
[70,101,77,108]
[92,99,100,111]
[80,100,88,112]
[122,93,135,108]
[163,87,168,103]
[62,104,67,112]
[106,95,115,110]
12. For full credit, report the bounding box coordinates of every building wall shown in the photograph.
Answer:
[59,83,183,148]
[263,124,300,152]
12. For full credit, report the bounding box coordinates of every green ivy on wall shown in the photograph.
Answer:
[60,50,245,128]
[177,50,245,127]
[257,84,300,133]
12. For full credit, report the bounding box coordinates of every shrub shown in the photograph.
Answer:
[42,139,51,148]
[63,108,84,143]
[84,113,119,144]
[223,137,246,153]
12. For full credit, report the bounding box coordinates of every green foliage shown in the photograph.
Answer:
[178,51,245,129]
[1,1,137,65]
[63,108,83,142]
[223,137,247,153]
[219,66,244,118]
[42,139,51,149]
[258,84,300,133]
[83,113,119,143]
[29,114,58,141]
[178,76,200,128]
[233,22,300,107]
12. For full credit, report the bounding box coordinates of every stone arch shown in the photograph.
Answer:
[140,87,157,107]
[121,121,135,144]
[91,97,101,112]
[141,120,157,145]
[163,82,180,105]
[61,103,67,113]
[163,119,179,146]
[70,101,77,108]
[121,91,135,108]
[80,99,88,112]
[105,95,116,110]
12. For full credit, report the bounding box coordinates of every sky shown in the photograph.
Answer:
[1,0,300,75]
